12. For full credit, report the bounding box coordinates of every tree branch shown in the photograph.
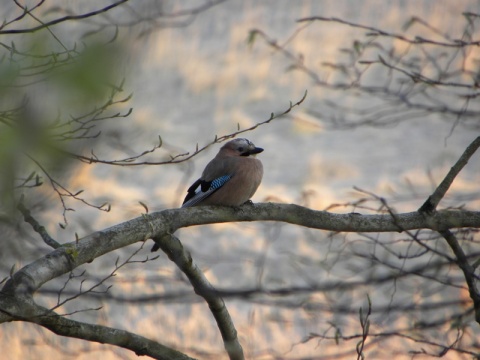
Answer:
[152,234,244,360]
[252,18,480,130]
[0,295,194,360]
[0,0,129,34]
[3,205,480,299]
[63,90,308,166]
[439,229,480,323]
[17,198,61,249]
[39,314,195,360]
[297,16,480,47]
[2,204,480,355]
[419,136,480,214]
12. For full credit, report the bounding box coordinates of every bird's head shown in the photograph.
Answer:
[221,138,264,157]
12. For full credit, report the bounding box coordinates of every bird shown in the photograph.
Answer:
[151,138,264,252]
[182,138,264,207]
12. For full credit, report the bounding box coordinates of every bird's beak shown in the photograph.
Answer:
[249,147,264,155]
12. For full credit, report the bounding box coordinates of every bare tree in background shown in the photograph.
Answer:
[1,1,480,359]
[251,14,480,131]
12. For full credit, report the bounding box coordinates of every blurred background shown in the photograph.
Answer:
[1,0,480,359]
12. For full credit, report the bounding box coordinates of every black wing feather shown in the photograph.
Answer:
[183,178,203,205]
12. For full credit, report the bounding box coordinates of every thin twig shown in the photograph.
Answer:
[26,154,111,227]
[51,242,152,312]
[297,16,480,47]
[354,187,456,261]
[356,295,371,360]
[0,0,129,34]
[63,91,308,166]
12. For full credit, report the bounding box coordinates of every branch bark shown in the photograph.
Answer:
[152,234,244,360]
[3,205,480,300]
[0,293,194,360]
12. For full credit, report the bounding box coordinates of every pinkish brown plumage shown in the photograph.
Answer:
[181,138,264,207]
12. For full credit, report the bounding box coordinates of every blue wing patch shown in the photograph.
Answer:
[210,175,231,190]
[182,174,233,207]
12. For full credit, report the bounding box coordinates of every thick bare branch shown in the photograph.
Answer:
[0,295,194,360]
[38,312,195,360]
[3,205,480,300]
[152,234,244,360]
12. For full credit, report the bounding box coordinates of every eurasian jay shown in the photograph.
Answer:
[151,138,263,252]
[182,138,264,207]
